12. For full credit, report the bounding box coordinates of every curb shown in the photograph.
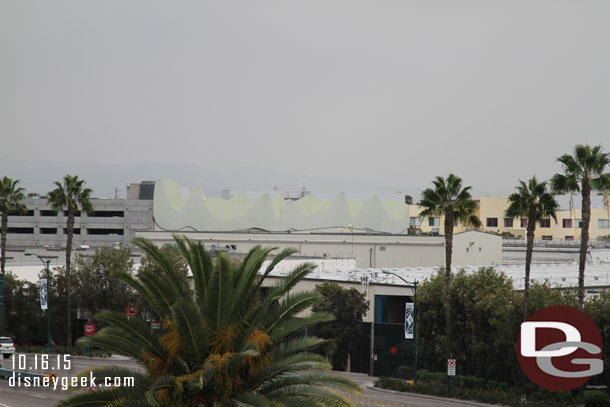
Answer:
[365,384,506,407]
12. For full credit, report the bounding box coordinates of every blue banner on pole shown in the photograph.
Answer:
[40,279,48,310]
[405,302,414,339]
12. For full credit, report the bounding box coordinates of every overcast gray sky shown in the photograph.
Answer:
[1,1,609,200]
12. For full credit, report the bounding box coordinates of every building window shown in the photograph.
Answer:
[379,246,386,251]
[562,219,573,228]
[7,227,34,234]
[575,219,582,228]
[541,235,553,240]
[431,228,440,235]
[504,218,513,228]
[87,228,124,235]
[429,217,440,227]
[540,219,551,228]
[486,217,498,227]
[599,219,610,229]
[40,228,57,235]
[409,217,421,227]
[521,218,528,228]
[565,236,574,241]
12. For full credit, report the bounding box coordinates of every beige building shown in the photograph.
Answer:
[135,230,502,269]
[408,197,610,241]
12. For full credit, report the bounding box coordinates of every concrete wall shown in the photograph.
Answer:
[135,230,501,268]
[3,198,153,248]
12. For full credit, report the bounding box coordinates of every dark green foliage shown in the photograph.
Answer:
[312,282,369,371]
[416,268,581,385]
[72,245,135,316]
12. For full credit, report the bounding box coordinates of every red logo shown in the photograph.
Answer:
[517,305,603,391]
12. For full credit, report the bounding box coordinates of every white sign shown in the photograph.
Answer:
[447,359,456,376]
[40,278,48,310]
[405,302,414,339]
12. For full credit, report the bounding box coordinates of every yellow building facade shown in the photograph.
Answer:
[409,196,610,241]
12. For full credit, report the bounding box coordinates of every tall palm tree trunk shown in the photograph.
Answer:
[577,183,590,407]
[524,208,537,321]
[521,208,537,405]
[65,211,74,349]
[578,182,590,311]
[444,211,454,362]
[0,210,7,336]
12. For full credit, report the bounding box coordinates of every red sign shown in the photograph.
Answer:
[84,324,96,336]
[390,347,398,354]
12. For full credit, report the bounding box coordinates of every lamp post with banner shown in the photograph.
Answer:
[25,253,56,352]
[382,270,418,385]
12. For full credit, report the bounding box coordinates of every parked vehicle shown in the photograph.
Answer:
[0,337,15,357]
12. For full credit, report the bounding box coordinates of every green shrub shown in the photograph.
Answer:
[584,390,610,407]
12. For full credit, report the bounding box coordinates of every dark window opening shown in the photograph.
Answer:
[87,228,124,235]
[541,235,553,240]
[40,228,57,234]
[486,218,498,227]
[63,210,81,217]
[62,228,81,235]
[91,210,124,218]
[540,219,551,228]
[562,219,573,228]
[8,227,34,234]
[7,210,34,216]
[503,218,513,228]
[40,210,58,216]
[521,218,528,228]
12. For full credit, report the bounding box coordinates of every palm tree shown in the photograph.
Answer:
[551,145,610,310]
[0,176,26,336]
[419,174,480,366]
[48,175,94,349]
[506,177,558,406]
[506,177,558,322]
[57,236,358,407]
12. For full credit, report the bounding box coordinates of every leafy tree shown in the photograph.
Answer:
[138,243,189,278]
[551,145,610,310]
[404,195,414,205]
[419,174,480,364]
[48,174,94,349]
[59,237,358,406]
[72,246,135,317]
[312,282,369,372]
[0,176,27,335]
[506,177,559,321]
[417,269,578,386]
[3,271,46,346]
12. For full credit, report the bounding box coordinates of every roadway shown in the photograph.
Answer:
[0,356,492,407]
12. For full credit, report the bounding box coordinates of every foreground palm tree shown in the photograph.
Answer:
[551,145,610,310]
[506,177,558,406]
[419,174,480,365]
[506,177,558,321]
[48,175,94,349]
[0,176,26,336]
[57,236,358,407]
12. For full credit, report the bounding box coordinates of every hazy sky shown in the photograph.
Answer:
[2,1,609,199]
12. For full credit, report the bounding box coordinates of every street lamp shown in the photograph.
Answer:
[25,253,54,352]
[382,270,418,385]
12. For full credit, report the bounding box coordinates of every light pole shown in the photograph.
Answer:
[382,270,418,385]
[25,253,53,352]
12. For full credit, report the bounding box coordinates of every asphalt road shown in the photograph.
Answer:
[0,356,490,407]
